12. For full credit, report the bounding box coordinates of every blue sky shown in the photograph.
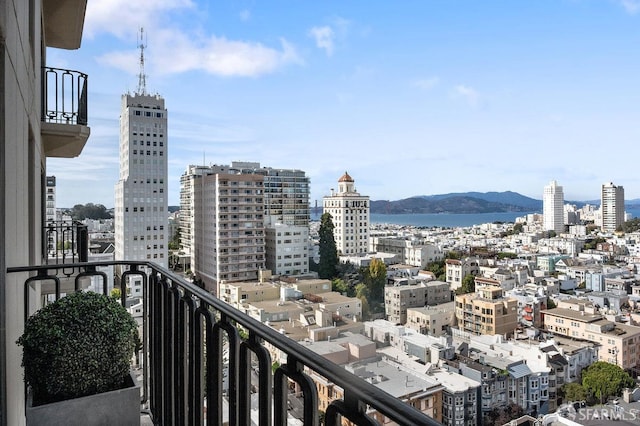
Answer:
[48,0,640,208]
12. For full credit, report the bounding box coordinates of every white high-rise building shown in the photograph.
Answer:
[601,182,625,233]
[543,180,564,234]
[323,172,370,255]
[114,42,168,267]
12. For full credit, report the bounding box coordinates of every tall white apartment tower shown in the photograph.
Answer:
[115,32,168,267]
[543,180,564,234]
[323,172,370,255]
[601,182,625,233]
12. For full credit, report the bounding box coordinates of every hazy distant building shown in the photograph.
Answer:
[323,172,370,255]
[543,180,564,233]
[114,90,168,267]
[601,182,625,232]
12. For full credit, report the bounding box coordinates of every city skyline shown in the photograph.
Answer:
[47,0,640,208]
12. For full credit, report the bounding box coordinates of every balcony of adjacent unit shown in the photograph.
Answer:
[41,66,90,158]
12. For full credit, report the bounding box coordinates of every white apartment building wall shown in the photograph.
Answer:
[323,172,370,255]
[265,224,309,276]
[1,2,90,422]
[543,180,564,233]
[601,182,625,233]
[114,93,168,268]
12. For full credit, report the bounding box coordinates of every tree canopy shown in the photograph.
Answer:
[69,203,112,220]
[455,274,476,295]
[362,258,387,304]
[426,260,446,281]
[581,361,634,404]
[620,217,640,233]
[562,382,588,402]
[318,213,338,279]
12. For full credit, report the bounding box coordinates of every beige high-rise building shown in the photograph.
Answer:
[455,286,518,336]
[180,165,265,294]
[180,162,311,291]
[601,182,625,233]
[322,172,370,255]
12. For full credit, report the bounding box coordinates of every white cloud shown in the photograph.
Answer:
[308,26,335,56]
[85,0,195,39]
[414,77,440,90]
[619,0,640,14]
[88,0,301,77]
[453,85,480,107]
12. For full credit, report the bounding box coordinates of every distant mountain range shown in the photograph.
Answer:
[370,191,640,214]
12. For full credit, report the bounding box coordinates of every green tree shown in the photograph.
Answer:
[355,283,371,320]
[318,213,338,279]
[546,297,557,309]
[562,382,588,402]
[427,260,446,281]
[70,203,112,220]
[332,278,349,295]
[364,258,387,303]
[110,288,121,300]
[168,228,181,250]
[456,274,475,295]
[581,361,634,404]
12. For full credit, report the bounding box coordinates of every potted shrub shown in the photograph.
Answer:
[17,291,140,426]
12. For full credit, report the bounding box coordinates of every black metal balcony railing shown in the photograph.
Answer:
[8,261,441,426]
[43,220,88,268]
[42,67,88,125]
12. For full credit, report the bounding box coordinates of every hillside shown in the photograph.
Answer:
[370,193,540,214]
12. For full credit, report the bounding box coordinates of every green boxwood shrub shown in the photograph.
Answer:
[17,291,137,405]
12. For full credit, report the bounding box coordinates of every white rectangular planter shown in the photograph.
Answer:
[26,373,140,426]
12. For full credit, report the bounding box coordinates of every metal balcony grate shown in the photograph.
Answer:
[8,261,442,426]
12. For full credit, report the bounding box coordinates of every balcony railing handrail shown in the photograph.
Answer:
[8,260,442,426]
[41,66,88,126]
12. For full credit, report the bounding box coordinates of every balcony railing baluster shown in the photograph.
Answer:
[8,261,442,426]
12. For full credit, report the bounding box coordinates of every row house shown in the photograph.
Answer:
[448,355,508,418]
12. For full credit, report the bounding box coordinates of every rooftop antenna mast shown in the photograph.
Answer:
[136,27,147,95]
